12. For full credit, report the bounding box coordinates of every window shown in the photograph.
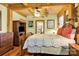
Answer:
[59,16,64,28]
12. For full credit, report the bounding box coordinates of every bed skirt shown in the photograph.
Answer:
[24,46,69,56]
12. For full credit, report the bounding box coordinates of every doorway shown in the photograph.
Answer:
[35,20,45,34]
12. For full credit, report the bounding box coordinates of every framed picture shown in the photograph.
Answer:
[0,11,1,31]
[47,20,55,29]
[28,21,33,27]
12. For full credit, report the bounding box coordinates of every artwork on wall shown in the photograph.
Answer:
[0,11,1,31]
[47,20,55,29]
[35,20,45,34]
[28,21,33,27]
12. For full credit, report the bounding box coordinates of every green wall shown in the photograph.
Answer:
[26,14,58,34]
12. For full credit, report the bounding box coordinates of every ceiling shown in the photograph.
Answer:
[8,3,69,17]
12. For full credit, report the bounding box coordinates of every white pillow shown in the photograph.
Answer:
[70,29,76,39]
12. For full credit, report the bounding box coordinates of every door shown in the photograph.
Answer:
[35,20,45,34]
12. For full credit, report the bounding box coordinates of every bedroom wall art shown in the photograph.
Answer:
[47,20,55,29]
[35,20,45,34]
[28,21,33,27]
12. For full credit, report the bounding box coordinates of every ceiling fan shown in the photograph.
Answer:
[27,7,48,17]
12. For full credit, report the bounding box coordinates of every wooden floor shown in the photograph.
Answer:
[3,46,21,56]
[2,46,30,56]
[2,46,70,56]
[1,47,71,56]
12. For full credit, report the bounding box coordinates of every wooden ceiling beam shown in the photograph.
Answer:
[15,10,27,17]
[6,3,71,10]
[23,3,70,8]
[8,6,27,10]
[2,3,73,17]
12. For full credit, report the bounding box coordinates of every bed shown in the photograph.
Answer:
[23,33,75,55]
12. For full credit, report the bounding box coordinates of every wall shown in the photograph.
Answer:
[0,4,7,33]
[12,11,27,32]
[26,14,58,34]
[12,11,26,21]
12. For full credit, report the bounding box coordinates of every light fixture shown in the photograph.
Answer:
[34,7,41,17]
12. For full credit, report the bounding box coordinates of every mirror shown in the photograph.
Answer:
[35,20,45,34]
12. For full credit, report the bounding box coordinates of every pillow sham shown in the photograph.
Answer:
[57,28,62,35]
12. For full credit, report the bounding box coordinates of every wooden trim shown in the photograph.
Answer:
[7,6,13,32]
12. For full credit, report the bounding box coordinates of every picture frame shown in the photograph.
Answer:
[28,21,33,27]
[47,20,55,29]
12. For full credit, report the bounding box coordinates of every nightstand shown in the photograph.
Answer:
[69,44,79,56]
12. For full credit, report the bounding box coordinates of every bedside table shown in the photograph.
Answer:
[69,44,79,56]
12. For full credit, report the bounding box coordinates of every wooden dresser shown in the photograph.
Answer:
[13,20,26,46]
[0,32,14,55]
[69,44,79,56]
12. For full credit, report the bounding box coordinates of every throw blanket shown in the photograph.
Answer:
[23,34,75,49]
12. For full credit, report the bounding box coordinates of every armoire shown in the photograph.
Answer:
[13,20,26,46]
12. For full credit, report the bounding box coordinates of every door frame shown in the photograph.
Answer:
[35,20,45,34]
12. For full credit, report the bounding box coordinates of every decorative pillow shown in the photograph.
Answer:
[61,26,72,39]
[57,28,62,35]
[61,28,68,37]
